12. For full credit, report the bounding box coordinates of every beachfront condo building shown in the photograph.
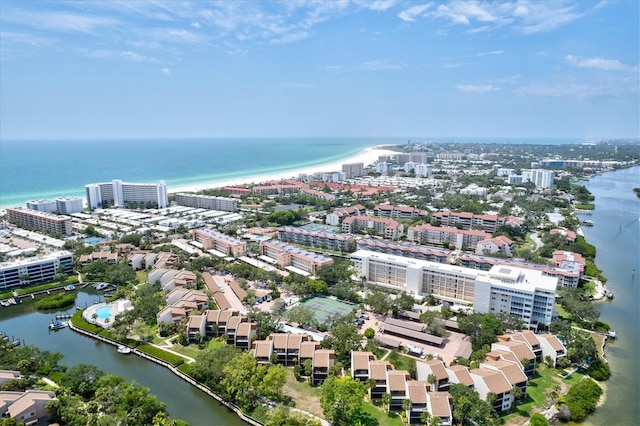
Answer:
[26,197,83,215]
[174,193,238,212]
[6,208,73,236]
[85,179,168,210]
[191,228,247,257]
[0,251,74,289]
[351,250,557,327]
[342,162,365,179]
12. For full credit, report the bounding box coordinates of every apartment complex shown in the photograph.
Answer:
[356,238,450,263]
[85,179,168,210]
[432,211,523,233]
[341,162,365,178]
[325,204,367,225]
[373,204,426,219]
[191,228,247,257]
[459,253,582,288]
[0,251,73,289]
[277,226,355,252]
[342,216,404,240]
[407,223,491,250]
[6,207,73,236]
[259,240,333,275]
[351,250,558,326]
[174,193,238,212]
[474,266,558,328]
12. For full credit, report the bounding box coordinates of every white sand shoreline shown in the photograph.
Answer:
[168,146,398,195]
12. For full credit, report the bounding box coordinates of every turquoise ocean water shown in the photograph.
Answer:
[0,137,586,209]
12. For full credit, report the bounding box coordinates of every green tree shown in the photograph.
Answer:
[190,345,241,391]
[449,383,499,426]
[286,305,316,327]
[321,316,363,364]
[320,376,367,425]
[60,364,105,399]
[381,393,392,413]
[529,413,549,426]
[260,364,287,400]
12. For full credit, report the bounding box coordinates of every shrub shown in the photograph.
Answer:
[565,378,602,422]
[587,358,611,381]
[35,292,76,310]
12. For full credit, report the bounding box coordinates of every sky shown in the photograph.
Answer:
[0,0,638,140]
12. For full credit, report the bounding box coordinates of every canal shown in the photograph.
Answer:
[0,289,245,426]
[578,166,640,426]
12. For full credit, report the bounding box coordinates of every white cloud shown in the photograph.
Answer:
[566,55,636,72]
[162,67,171,75]
[191,22,201,29]
[398,3,433,22]
[456,84,500,93]
[6,10,120,34]
[356,0,399,11]
[358,60,404,71]
[477,50,505,57]
[269,31,308,45]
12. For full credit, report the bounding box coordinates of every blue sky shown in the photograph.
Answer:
[1,0,638,140]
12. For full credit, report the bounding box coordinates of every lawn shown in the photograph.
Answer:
[282,369,323,418]
[385,350,417,377]
[361,401,404,426]
[171,338,224,359]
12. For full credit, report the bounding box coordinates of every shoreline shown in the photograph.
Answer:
[167,146,397,195]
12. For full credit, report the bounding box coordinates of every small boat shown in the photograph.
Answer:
[49,321,68,330]
[65,284,76,291]
[117,345,131,354]
[582,220,594,226]
[94,283,109,291]
[607,330,617,339]
[0,300,10,307]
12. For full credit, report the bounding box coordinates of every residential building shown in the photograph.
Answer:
[0,251,73,290]
[192,228,247,257]
[530,169,555,188]
[341,162,365,178]
[0,371,20,387]
[299,187,336,201]
[468,368,514,412]
[325,204,367,225]
[475,235,514,257]
[459,253,582,288]
[342,216,404,240]
[351,250,480,303]
[85,179,168,210]
[0,390,57,424]
[473,265,558,328]
[356,238,450,263]
[488,340,537,378]
[26,199,57,213]
[376,162,392,174]
[416,359,450,391]
[407,223,491,250]
[536,334,568,367]
[6,207,73,236]
[277,226,355,252]
[414,164,433,177]
[460,184,488,196]
[55,196,84,214]
[432,211,523,233]
[311,349,336,385]
[373,204,426,219]
[174,193,238,212]
[260,240,333,275]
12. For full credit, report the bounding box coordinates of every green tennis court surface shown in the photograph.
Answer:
[298,296,358,324]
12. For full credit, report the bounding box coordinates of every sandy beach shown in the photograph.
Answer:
[168,146,398,195]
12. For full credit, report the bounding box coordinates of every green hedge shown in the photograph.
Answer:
[177,363,191,375]
[137,344,186,366]
[71,311,105,334]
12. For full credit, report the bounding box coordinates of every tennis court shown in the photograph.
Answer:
[298,296,358,324]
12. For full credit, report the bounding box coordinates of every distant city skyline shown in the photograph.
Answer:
[1,1,638,140]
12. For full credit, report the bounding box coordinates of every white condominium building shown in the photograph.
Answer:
[26,199,57,213]
[342,162,364,179]
[474,265,557,328]
[351,250,557,327]
[85,179,168,210]
[175,193,238,212]
[54,197,84,214]
[6,208,73,236]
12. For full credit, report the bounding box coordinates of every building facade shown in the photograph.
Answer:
[174,193,238,212]
[277,226,355,252]
[85,179,168,210]
[6,208,73,236]
[0,251,74,289]
[191,228,247,257]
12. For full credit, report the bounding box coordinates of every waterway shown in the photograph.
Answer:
[0,289,245,426]
[577,166,640,426]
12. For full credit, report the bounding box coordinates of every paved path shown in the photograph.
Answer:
[151,342,196,364]
[530,232,543,251]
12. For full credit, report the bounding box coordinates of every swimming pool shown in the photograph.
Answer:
[96,306,112,319]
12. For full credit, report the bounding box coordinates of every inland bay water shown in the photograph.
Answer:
[0,166,638,425]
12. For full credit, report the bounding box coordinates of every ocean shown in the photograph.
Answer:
[0,138,384,209]
[0,137,592,209]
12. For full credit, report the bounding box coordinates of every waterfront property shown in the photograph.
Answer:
[356,238,450,263]
[352,250,558,327]
[82,299,133,328]
[191,228,247,257]
[0,390,57,424]
[85,179,168,210]
[0,250,73,290]
[432,211,524,234]
[174,193,238,212]
[406,223,491,250]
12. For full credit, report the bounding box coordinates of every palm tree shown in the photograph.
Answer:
[402,398,413,416]
[427,373,438,391]
[381,393,392,413]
